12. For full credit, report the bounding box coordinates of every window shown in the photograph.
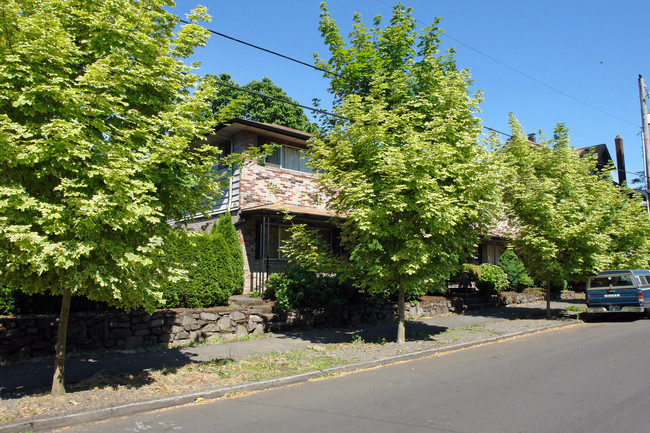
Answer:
[260,137,312,174]
[267,225,290,259]
[282,146,312,173]
[215,140,232,170]
[590,274,636,288]
[257,223,337,260]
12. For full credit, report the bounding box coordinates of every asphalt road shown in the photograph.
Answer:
[60,318,650,433]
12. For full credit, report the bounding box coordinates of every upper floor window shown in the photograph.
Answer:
[214,140,233,171]
[259,137,312,174]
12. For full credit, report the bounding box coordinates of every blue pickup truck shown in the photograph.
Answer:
[585,269,650,317]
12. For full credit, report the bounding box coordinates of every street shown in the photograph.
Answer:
[60,318,650,433]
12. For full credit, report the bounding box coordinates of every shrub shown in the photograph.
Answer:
[497,249,530,292]
[0,285,17,315]
[518,275,535,289]
[463,263,509,295]
[214,212,245,295]
[159,230,233,308]
[264,263,358,311]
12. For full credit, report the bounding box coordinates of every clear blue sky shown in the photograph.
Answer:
[173,0,650,183]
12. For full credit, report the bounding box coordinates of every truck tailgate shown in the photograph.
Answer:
[586,288,642,313]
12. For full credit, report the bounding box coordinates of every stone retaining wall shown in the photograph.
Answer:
[499,291,546,305]
[0,308,265,362]
[270,296,455,329]
[0,292,545,362]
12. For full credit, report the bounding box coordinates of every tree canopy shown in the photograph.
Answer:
[0,0,219,394]
[305,3,500,343]
[496,116,650,317]
[201,73,317,132]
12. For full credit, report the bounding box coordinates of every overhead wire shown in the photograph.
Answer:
[181,7,635,136]
[210,81,347,120]
[498,0,628,79]
[214,80,515,137]
[371,0,638,128]
[178,18,346,83]
[178,17,514,137]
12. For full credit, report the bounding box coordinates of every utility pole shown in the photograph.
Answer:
[639,75,650,212]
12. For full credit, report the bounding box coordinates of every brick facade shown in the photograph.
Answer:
[237,132,326,210]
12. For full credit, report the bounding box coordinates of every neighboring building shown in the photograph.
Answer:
[576,143,613,173]
[182,119,339,294]
[479,139,616,267]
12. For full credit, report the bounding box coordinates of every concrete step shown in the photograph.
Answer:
[257,313,276,323]
[249,304,274,315]
[228,295,269,308]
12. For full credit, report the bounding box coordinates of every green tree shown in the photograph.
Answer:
[306,3,500,343]
[497,116,650,317]
[201,73,317,132]
[497,249,529,291]
[0,0,219,395]
[595,184,650,271]
[214,211,245,295]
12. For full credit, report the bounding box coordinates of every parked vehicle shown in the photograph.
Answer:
[585,270,650,317]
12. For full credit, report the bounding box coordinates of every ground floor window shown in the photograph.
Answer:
[257,222,338,260]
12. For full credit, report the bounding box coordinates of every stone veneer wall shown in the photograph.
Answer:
[0,292,546,362]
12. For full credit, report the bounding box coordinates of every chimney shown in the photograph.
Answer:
[527,133,536,143]
[615,135,626,185]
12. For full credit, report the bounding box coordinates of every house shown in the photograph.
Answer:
[188,120,617,293]
[182,119,340,293]
[576,143,613,173]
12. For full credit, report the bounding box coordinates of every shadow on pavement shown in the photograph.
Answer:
[460,306,550,320]
[274,320,449,345]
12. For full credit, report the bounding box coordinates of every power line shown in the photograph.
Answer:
[481,126,511,137]
[179,18,518,136]
[215,80,519,138]
[183,17,508,134]
[216,75,644,182]
[184,5,636,130]
[371,0,638,128]
[181,11,635,138]
[210,81,347,121]
[178,17,346,83]
[498,0,628,79]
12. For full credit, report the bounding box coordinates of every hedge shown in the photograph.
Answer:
[213,212,245,295]
[158,229,233,308]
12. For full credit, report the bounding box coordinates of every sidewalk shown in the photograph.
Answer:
[1,300,583,432]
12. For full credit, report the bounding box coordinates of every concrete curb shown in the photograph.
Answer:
[0,319,579,433]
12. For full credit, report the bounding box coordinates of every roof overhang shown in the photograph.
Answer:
[212,119,313,147]
[240,203,337,221]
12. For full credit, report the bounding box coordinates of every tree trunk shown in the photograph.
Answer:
[51,288,72,396]
[397,285,405,344]
[545,278,552,320]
